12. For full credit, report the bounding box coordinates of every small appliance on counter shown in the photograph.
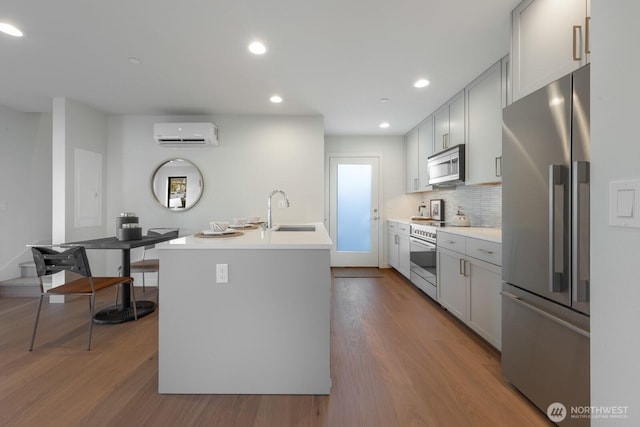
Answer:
[411,202,432,221]
[451,207,470,227]
[418,202,429,217]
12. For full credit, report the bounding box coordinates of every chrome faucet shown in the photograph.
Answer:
[267,189,290,229]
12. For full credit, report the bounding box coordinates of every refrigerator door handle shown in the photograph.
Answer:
[549,165,567,293]
[501,291,590,338]
[572,161,590,303]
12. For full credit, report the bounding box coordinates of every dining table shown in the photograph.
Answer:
[63,230,179,324]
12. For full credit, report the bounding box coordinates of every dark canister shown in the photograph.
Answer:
[116,212,138,233]
[116,212,142,240]
[117,223,142,241]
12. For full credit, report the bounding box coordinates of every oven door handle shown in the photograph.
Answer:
[410,237,436,249]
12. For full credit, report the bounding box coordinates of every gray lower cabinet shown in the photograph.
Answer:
[397,225,411,279]
[387,222,399,270]
[438,246,467,321]
[467,255,502,349]
[387,221,410,278]
[437,232,502,350]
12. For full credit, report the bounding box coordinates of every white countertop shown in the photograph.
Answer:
[156,222,333,250]
[437,226,501,243]
[389,218,501,243]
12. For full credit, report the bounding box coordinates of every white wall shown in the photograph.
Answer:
[0,106,52,281]
[591,1,640,423]
[106,114,325,273]
[52,98,109,274]
[325,135,421,266]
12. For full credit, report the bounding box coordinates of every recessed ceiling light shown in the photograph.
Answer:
[414,79,430,88]
[270,95,283,103]
[128,57,142,65]
[248,41,267,55]
[379,122,390,129]
[379,98,389,103]
[0,23,23,37]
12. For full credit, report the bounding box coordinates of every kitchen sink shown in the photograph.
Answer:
[274,225,316,232]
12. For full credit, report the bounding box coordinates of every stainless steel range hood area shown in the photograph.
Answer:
[427,144,466,187]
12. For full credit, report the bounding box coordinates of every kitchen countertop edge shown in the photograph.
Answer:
[388,218,501,243]
[156,222,333,250]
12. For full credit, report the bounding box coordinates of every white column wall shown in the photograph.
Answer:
[0,106,52,281]
[591,1,640,423]
[52,98,109,275]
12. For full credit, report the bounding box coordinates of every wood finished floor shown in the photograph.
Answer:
[0,268,551,427]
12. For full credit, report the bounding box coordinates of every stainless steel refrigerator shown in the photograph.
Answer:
[502,64,590,425]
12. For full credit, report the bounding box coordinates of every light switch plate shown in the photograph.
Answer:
[609,180,640,228]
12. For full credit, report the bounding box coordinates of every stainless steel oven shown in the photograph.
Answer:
[409,223,437,301]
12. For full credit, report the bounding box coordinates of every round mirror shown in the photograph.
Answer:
[151,158,204,211]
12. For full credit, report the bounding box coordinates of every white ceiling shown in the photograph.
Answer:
[0,0,520,135]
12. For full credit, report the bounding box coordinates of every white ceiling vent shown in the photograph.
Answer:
[154,122,219,146]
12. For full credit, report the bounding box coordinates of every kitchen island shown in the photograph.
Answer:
[156,222,332,395]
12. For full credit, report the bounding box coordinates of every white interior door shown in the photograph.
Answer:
[328,156,380,266]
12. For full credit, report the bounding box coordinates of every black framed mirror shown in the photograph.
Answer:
[151,159,204,211]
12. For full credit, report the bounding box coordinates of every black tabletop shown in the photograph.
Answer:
[64,231,179,250]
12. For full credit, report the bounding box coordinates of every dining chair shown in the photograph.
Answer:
[29,246,137,351]
[117,228,178,305]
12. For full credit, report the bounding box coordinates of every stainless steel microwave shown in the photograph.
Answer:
[427,144,465,185]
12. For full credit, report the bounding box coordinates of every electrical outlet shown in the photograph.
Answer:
[216,264,228,283]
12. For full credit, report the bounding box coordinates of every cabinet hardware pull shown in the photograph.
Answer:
[585,17,591,54]
[443,133,449,149]
[414,178,419,190]
[572,25,582,61]
[395,235,399,244]
[459,260,469,277]
[495,156,503,177]
[477,248,495,255]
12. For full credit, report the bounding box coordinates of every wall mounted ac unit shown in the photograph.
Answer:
[154,122,219,146]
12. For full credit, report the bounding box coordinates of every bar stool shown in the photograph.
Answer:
[117,228,178,305]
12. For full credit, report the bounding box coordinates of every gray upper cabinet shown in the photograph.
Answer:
[433,90,465,153]
[417,116,434,190]
[405,127,420,192]
[465,57,506,185]
[433,104,448,152]
[405,116,434,193]
[511,0,591,102]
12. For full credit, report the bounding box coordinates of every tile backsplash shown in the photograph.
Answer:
[421,184,501,228]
